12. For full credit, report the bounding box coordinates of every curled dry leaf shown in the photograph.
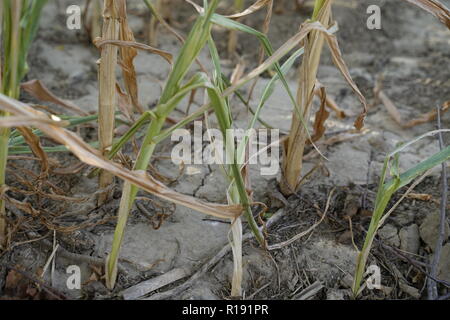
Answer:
[16,127,49,178]
[226,0,272,19]
[1,187,40,216]
[52,162,87,175]
[314,81,346,119]
[116,0,142,114]
[94,39,173,66]
[95,0,172,117]
[20,79,88,116]
[223,21,325,95]
[115,83,134,122]
[377,89,450,128]
[323,26,368,130]
[230,61,246,85]
[0,116,69,128]
[407,192,433,201]
[222,20,367,129]
[0,94,242,220]
[187,0,271,19]
[311,86,330,142]
[402,0,450,28]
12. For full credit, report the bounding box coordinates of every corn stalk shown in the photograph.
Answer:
[208,43,250,297]
[280,0,331,195]
[227,0,244,55]
[97,0,120,204]
[0,0,47,248]
[147,0,163,46]
[89,0,103,41]
[105,0,221,289]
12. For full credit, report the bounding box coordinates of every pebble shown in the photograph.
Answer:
[378,224,400,247]
[419,212,449,249]
[437,244,450,283]
[392,208,416,225]
[399,224,420,255]
[326,289,347,300]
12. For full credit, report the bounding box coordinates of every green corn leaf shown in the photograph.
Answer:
[353,130,450,297]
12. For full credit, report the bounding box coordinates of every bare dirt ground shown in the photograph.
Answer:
[1,0,450,300]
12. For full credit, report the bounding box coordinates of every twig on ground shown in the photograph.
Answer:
[427,105,448,300]
[40,243,59,278]
[144,208,285,300]
[361,150,373,210]
[38,238,127,273]
[0,262,68,300]
[267,188,334,250]
[292,280,323,300]
[439,292,450,300]
[377,240,450,289]
[122,267,190,300]
[246,282,271,300]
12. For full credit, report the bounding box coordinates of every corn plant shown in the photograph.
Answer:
[281,0,367,196]
[104,0,224,289]
[352,130,450,297]
[0,0,368,295]
[352,0,450,297]
[0,0,47,248]
[280,0,331,195]
[103,0,308,292]
[348,0,450,298]
[97,0,148,203]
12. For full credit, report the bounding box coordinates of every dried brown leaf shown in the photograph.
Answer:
[407,192,433,201]
[226,0,271,19]
[0,116,69,128]
[402,0,450,28]
[310,85,330,142]
[323,29,368,130]
[378,90,403,126]
[230,61,246,85]
[4,196,40,216]
[5,269,23,289]
[21,80,88,116]
[314,84,346,118]
[115,0,142,113]
[378,90,450,128]
[115,83,133,122]
[403,100,450,127]
[223,18,367,131]
[94,39,173,65]
[0,94,242,220]
[16,127,49,178]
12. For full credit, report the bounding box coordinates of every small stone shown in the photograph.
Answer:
[437,244,450,283]
[343,195,360,218]
[340,274,353,289]
[378,224,400,247]
[392,210,415,225]
[399,282,421,299]
[326,289,347,300]
[181,284,219,300]
[419,212,449,249]
[399,224,420,254]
